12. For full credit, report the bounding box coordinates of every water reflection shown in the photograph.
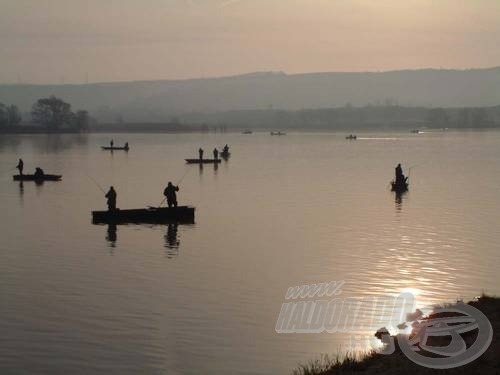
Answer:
[0,136,21,152]
[18,181,24,205]
[395,191,404,210]
[32,134,89,154]
[164,223,180,258]
[106,224,117,248]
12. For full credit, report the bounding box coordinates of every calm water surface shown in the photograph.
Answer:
[0,131,499,374]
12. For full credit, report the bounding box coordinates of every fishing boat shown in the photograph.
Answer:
[411,129,422,134]
[220,151,231,159]
[185,159,222,164]
[13,174,62,181]
[92,206,195,224]
[101,146,129,151]
[391,180,409,193]
[270,131,286,136]
[345,134,357,140]
[242,130,253,134]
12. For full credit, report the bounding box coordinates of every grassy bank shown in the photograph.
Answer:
[293,294,499,375]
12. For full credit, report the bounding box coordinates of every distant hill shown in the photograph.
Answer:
[1,67,499,123]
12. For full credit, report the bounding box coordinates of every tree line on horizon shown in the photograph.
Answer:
[2,95,500,131]
[179,104,500,129]
[0,96,91,131]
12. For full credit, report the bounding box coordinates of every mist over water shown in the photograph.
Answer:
[1,130,499,374]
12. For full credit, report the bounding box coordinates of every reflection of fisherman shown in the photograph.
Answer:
[165,223,180,250]
[395,163,406,185]
[213,148,219,160]
[105,186,117,211]
[198,148,204,160]
[16,159,24,175]
[34,167,45,179]
[163,182,179,208]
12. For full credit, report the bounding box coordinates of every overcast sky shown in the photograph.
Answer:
[1,0,499,84]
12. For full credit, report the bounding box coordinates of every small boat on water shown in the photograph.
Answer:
[220,151,231,159]
[13,174,62,181]
[411,129,422,134]
[92,206,195,224]
[345,134,357,140]
[185,159,222,164]
[242,130,253,134]
[391,180,409,193]
[102,146,129,151]
[270,131,286,136]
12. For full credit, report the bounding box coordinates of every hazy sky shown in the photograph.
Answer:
[1,0,499,83]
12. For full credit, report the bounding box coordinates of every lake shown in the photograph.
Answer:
[1,130,499,374]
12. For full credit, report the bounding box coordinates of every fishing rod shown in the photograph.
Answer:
[86,174,106,194]
[157,197,167,208]
[1,166,16,174]
[407,162,428,180]
[175,166,192,185]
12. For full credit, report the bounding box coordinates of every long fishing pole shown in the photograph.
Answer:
[1,166,16,174]
[175,166,192,185]
[86,174,106,194]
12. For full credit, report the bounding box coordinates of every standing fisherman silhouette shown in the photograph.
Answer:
[124,142,129,150]
[105,186,117,211]
[395,163,404,184]
[16,159,24,176]
[110,139,114,148]
[163,182,179,208]
[223,144,229,153]
[198,148,204,161]
[213,148,219,160]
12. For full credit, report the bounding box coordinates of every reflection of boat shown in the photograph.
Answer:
[242,130,253,134]
[185,159,222,164]
[345,134,357,140]
[270,131,286,136]
[13,174,62,181]
[101,146,129,151]
[92,206,195,224]
[391,180,409,193]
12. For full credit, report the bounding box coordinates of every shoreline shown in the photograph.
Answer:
[294,294,499,374]
[2,126,500,135]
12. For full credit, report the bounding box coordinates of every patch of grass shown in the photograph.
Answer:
[293,294,499,374]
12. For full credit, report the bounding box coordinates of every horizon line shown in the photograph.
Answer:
[3,64,500,87]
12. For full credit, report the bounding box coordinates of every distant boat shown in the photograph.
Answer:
[13,174,62,181]
[220,151,231,159]
[92,206,195,224]
[345,134,357,140]
[391,180,409,193]
[270,131,286,136]
[411,129,422,134]
[242,130,253,134]
[102,146,129,151]
[185,159,222,164]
